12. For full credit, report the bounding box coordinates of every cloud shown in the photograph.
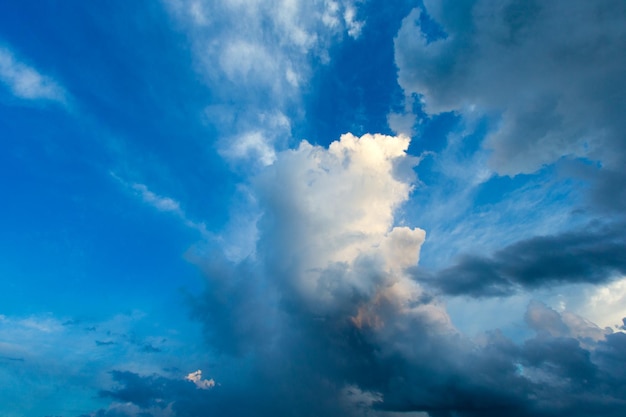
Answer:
[87,302,626,417]
[0,45,67,103]
[111,173,209,237]
[394,0,626,176]
[78,130,626,417]
[184,369,215,389]
[0,311,210,417]
[163,0,367,167]
[417,223,626,297]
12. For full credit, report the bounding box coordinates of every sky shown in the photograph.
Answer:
[1,1,626,416]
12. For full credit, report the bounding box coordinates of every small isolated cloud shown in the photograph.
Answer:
[132,183,182,214]
[184,369,215,389]
[0,45,67,103]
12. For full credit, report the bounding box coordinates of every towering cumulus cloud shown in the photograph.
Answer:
[92,131,626,417]
[254,133,429,314]
[180,133,452,416]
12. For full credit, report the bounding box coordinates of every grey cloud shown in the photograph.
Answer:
[87,302,626,417]
[417,223,626,297]
[395,0,626,176]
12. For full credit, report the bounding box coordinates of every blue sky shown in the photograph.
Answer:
[1,1,626,416]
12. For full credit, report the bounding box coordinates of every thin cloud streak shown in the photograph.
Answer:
[0,45,67,104]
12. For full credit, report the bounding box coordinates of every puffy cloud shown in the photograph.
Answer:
[578,276,626,329]
[0,45,67,104]
[394,0,626,176]
[184,369,215,389]
[250,133,432,316]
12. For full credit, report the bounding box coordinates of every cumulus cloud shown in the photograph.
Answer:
[0,45,67,103]
[81,131,626,417]
[252,133,428,312]
[394,0,626,176]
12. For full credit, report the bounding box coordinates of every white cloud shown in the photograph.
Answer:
[163,0,367,166]
[247,132,449,329]
[0,46,67,104]
[220,131,277,167]
[185,369,216,389]
[343,4,364,38]
[132,183,183,214]
[578,277,626,330]
[111,173,209,237]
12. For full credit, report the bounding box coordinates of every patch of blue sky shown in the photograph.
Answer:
[0,105,205,318]
[1,0,235,222]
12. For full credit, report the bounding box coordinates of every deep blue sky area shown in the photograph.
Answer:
[1,1,626,417]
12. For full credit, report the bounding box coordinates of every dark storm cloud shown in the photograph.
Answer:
[416,223,626,297]
[84,303,626,417]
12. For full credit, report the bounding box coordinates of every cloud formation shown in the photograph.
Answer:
[394,0,626,176]
[184,369,215,389]
[106,133,619,417]
[393,0,626,307]
[164,0,366,166]
[0,45,67,103]
[418,223,626,297]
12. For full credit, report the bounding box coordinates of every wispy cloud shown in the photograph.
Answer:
[0,45,67,104]
[111,173,209,237]
[163,0,366,167]
[93,139,626,414]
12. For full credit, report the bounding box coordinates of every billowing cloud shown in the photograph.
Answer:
[0,45,67,103]
[392,0,626,321]
[394,0,626,176]
[252,133,428,313]
[184,369,215,389]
